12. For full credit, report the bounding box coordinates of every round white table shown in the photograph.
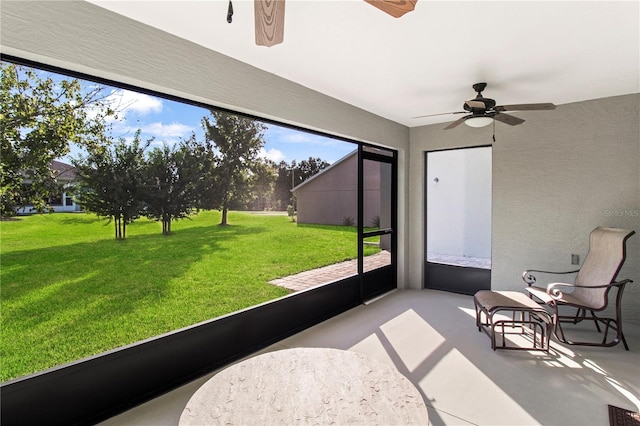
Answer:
[179,347,428,425]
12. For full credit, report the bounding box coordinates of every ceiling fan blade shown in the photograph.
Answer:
[412,111,466,119]
[495,103,556,111]
[255,0,285,47]
[443,116,470,130]
[493,112,525,126]
[364,0,417,18]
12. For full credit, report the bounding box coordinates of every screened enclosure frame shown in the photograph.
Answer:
[0,54,399,425]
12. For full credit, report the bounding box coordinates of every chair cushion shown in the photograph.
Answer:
[475,290,543,311]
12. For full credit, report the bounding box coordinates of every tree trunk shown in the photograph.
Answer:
[221,205,228,226]
[114,215,126,240]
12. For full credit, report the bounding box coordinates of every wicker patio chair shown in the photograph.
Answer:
[523,227,635,350]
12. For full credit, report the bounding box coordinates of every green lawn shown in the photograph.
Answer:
[0,211,378,381]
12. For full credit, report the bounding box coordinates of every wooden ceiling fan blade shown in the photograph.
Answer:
[493,112,525,126]
[444,116,470,130]
[364,0,417,18]
[255,0,285,47]
[495,103,556,111]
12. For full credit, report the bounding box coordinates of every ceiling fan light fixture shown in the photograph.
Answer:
[464,116,494,128]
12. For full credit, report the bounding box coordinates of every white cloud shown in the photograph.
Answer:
[106,121,194,147]
[107,89,163,116]
[265,125,343,147]
[260,147,286,163]
[141,122,194,138]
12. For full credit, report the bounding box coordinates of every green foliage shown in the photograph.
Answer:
[342,216,355,226]
[273,157,331,211]
[142,142,201,234]
[244,159,277,211]
[201,111,267,224]
[296,157,331,183]
[73,131,150,239]
[0,62,115,216]
[0,211,379,381]
[286,204,296,222]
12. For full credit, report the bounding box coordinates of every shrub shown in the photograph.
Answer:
[341,216,355,226]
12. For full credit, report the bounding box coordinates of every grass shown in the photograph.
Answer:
[0,211,379,381]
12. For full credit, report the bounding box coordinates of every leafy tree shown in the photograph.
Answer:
[142,142,200,235]
[201,111,267,225]
[0,62,115,216]
[180,133,218,211]
[273,157,330,211]
[73,131,150,239]
[296,157,330,183]
[273,160,294,211]
[245,159,277,211]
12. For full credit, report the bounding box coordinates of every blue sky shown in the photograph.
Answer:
[82,87,356,165]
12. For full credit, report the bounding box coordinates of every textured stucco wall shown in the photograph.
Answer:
[411,94,640,321]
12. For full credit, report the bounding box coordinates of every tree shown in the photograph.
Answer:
[0,62,115,216]
[273,157,330,211]
[296,157,331,182]
[73,131,150,239]
[245,159,277,211]
[142,142,200,235]
[273,161,294,211]
[201,111,267,225]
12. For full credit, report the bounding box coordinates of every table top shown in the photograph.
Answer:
[179,347,428,425]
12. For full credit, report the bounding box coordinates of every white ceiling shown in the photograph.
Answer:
[89,1,639,128]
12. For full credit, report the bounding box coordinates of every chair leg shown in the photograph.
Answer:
[552,306,629,350]
[573,308,584,324]
[589,310,602,332]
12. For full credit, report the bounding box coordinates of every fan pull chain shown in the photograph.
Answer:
[227,0,234,23]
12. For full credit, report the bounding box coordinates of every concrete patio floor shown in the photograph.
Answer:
[100,289,640,426]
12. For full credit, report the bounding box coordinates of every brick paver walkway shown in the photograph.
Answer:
[270,251,391,292]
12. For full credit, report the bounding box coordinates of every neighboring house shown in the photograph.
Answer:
[292,149,393,252]
[17,160,82,214]
[292,150,381,227]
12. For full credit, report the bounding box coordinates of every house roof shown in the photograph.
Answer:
[50,160,77,182]
[87,1,639,128]
[292,150,357,193]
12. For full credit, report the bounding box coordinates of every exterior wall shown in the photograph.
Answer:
[295,153,381,227]
[17,161,81,214]
[17,196,81,214]
[410,94,640,322]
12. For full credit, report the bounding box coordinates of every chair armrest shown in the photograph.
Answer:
[522,269,580,286]
[547,279,633,300]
